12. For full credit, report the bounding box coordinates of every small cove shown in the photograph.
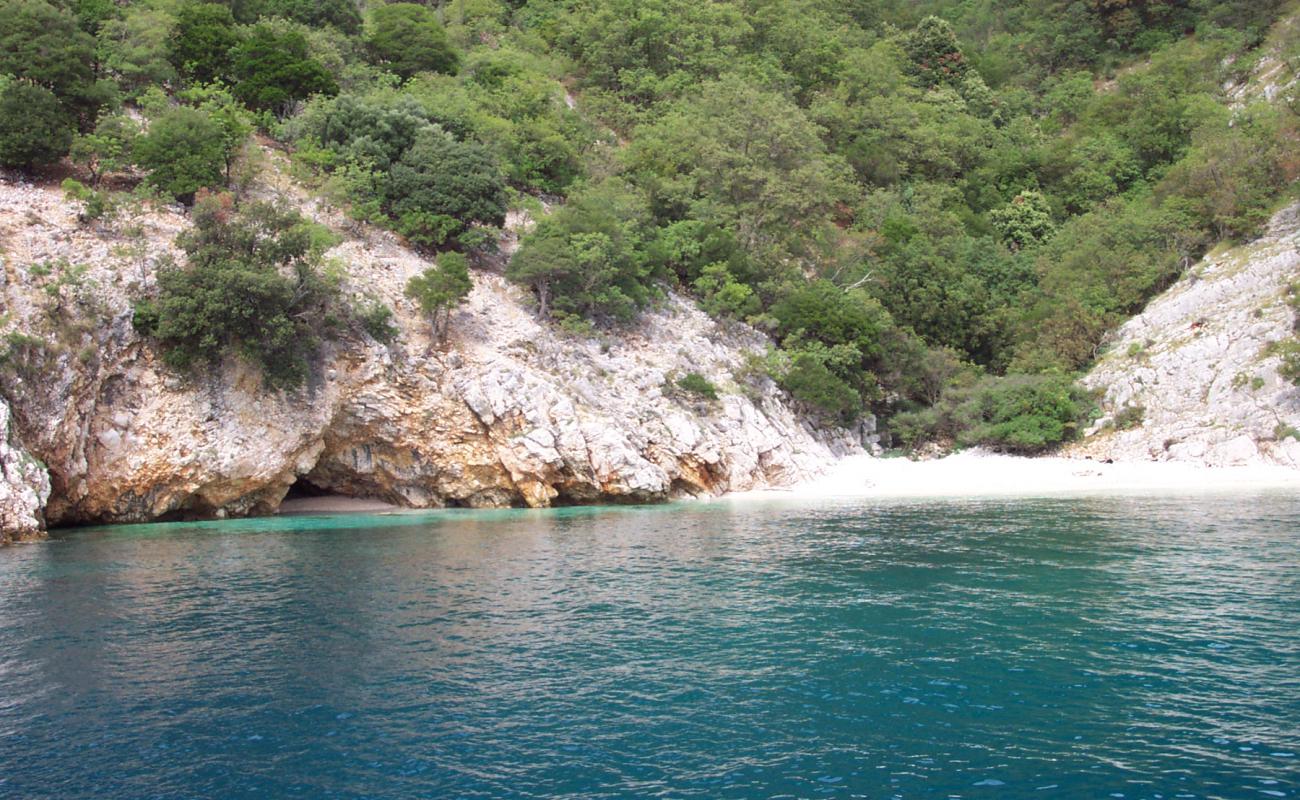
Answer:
[1,492,1298,798]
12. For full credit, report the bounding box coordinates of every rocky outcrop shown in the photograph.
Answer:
[0,397,50,542]
[0,173,861,535]
[1075,203,1300,467]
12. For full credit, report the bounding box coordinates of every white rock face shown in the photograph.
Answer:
[1076,204,1300,467]
[0,398,51,542]
[0,173,861,535]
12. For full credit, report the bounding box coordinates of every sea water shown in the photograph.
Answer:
[1,493,1297,799]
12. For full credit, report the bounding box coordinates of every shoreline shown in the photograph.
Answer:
[728,450,1300,502]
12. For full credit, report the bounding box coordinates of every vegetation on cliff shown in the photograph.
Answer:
[2,0,1296,453]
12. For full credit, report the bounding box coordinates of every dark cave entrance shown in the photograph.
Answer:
[283,476,334,500]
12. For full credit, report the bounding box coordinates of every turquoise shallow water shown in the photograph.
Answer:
[1,494,1298,799]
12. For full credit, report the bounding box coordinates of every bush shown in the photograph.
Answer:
[230,24,338,115]
[382,129,507,248]
[133,193,339,389]
[0,81,73,169]
[169,3,239,85]
[406,251,472,340]
[0,0,103,120]
[135,107,228,202]
[508,179,661,322]
[890,373,1092,454]
[676,372,719,401]
[356,299,399,343]
[779,352,863,424]
[367,3,459,79]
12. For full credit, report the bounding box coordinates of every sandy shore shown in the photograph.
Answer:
[277,496,402,515]
[732,450,1300,501]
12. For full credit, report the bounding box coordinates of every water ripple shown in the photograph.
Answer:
[0,495,1298,798]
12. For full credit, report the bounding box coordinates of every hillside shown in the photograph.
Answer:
[2,0,1300,538]
[0,162,860,541]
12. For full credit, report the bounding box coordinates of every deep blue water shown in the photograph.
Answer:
[1,493,1299,799]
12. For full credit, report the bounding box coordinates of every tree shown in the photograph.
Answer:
[0,80,73,169]
[230,25,338,115]
[69,114,139,186]
[170,3,239,85]
[133,193,338,389]
[507,179,659,322]
[98,7,179,97]
[381,128,506,248]
[366,3,459,79]
[903,16,969,89]
[405,252,472,340]
[267,0,362,35]
[0,0,105,121]
[989,190,1055,250]
[176,84,254,184]
[135,107,228,202]
[624,76,852,264]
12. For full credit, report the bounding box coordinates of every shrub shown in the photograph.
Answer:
[133,193,339,389]
[962,375,1092,453]
[0,81,73,169]
[69,113,140,187]
[366,3,459,79]
[230,25,338,115]
[405,251,472,340]
[356,299,399,343]
[169,3,239,85]
[135,107,228,202]
[779,352,863,424]
[381,129,507,248]
[889,373,1092,454]
[508,179,660,322]
[61,178,114,223]
[676,372,719,401]
[1111,403,1145,430]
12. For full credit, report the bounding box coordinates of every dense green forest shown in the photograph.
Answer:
[1,0,1296,452]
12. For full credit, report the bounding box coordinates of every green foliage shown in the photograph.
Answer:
[61,178,114,222]
[367,3,459,79]
[989,190,1055,250]
[1111,403,1146,430]
[405,251,472,340]
[356,299,399,342]
[1275,340,1300,387]
[625,76,852,265]
[556,0,751,117]
[98,6,178,97]
[230,24,338,115]
[509,180,661,322]
[692,263,760,320]
[382,129,507,248]
[904,16,969,89]
[133,193,339,389]
[0,0,105,120]
[69,113,139,186]
[170,3,240,85]
[892,374,1092,454]
[135,107,229,202]
[675,371,719,401]
[267,0,362,35]
[0,81,73,169]
[778,352,863,424]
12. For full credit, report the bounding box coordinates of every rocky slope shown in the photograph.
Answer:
[1075,203,1300,466]
[0,172,864,538]
[0,397,50,543]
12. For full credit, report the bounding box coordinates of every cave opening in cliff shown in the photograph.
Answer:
[283,476,333,500]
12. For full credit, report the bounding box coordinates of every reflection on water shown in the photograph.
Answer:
[1,494,1298,799]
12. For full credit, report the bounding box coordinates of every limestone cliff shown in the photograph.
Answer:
[0,397,49,542]
[1076,203,1300,466]
[0,172,862,537]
